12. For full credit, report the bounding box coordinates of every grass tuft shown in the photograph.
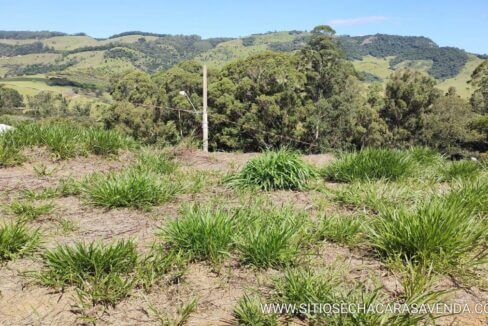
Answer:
[0,222,40,261]
[234,295,277,326]
[84,128,133,156]
[323,148,416,182]
[159,204,236,264]
[134,149,178,175]
[226,149,317,190]
[82,168,179,209]
[367,198,487,268]
[315,214,363,246]
[439,160,481,181]
[39,240,138,306]
[6,200,55,222]
[235,206,307,268]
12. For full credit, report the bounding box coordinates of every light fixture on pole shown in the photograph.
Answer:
[179,64,208,153]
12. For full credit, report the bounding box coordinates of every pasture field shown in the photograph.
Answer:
[0,123,486,325]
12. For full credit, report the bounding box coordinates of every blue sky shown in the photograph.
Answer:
[1,0,487,53]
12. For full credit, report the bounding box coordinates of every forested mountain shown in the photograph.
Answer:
[0,29,484,96]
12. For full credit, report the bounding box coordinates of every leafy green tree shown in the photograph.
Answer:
[210,52,308,151]
[26,91,68,117]
[421,90,476,151]
[106,70,175,143]
[0,86,23,109]
[469,60,488,114]
[381,69,441,144]
[152,61,210,139]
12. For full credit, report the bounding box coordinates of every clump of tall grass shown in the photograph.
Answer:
[333,180,429,212]
[84,128,133,156]
[443,177,488,216]
[39,240,138,306]
[323,148,416,182]
[273,267,341,319]
[367,198,487,268]
[5,200,55,222]
[38,124,86,159]
[134,149,178,175]
[0,122,137,165]
[234,206,308,268]
[315,214,363,246]
[0,131,24,167]
[438,160,481,181]
[82,168,179,209]
[159,204,236,264]
[226,149,317,190]
[234,294,277,326]
[0,222,40,261]
[407,147,444,167]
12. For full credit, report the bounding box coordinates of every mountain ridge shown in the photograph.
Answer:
[0,29,485,99]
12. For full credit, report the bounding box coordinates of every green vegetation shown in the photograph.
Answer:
[315,214,363,245]
[0,122,133,166]
[160,204,235,264]
[234,295,277,326]
[235,206,307,268]
[226,150,317,190]
[39,240,138,306]
[439,160,481,181]
[5,200,55,222]
[368,197,486,269]
[82,168,179,209]
[0,221,40,261]
[323,148,416,182]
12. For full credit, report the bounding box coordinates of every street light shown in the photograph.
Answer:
[179,90,199,113]
[178,65,208,153]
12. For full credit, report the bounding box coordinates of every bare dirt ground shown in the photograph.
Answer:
[0,149,486,325]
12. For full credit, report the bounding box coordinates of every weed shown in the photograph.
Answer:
[226,149,317,190]
[32,163,57,177]
[0,131,24,167]
[443,177,488,216]
[56,218,79,233]
[0,222,40,261]
[147,298,198,326]
[21,187,59,200]
[333,180,428,212]
[137,247,189,289]
[56,177,81,196]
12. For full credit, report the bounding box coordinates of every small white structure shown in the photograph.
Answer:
[0,124,14,134]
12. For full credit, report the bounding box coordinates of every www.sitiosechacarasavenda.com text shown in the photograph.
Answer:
[261,303,488,315]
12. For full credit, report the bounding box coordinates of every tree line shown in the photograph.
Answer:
[105,26,487,155]
[1,25,486,156]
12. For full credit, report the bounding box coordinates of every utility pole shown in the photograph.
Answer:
[202,64,209,152]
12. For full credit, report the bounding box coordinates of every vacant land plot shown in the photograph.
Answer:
[0,127,486,325]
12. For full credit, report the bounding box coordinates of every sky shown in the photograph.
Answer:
[1,0,487,54]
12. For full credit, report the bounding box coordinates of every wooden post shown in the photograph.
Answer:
[202,65,209,152]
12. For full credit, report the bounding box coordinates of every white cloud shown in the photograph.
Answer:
[327,16,389,26]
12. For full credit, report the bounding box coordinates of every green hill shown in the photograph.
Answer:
[0,30,484,98]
